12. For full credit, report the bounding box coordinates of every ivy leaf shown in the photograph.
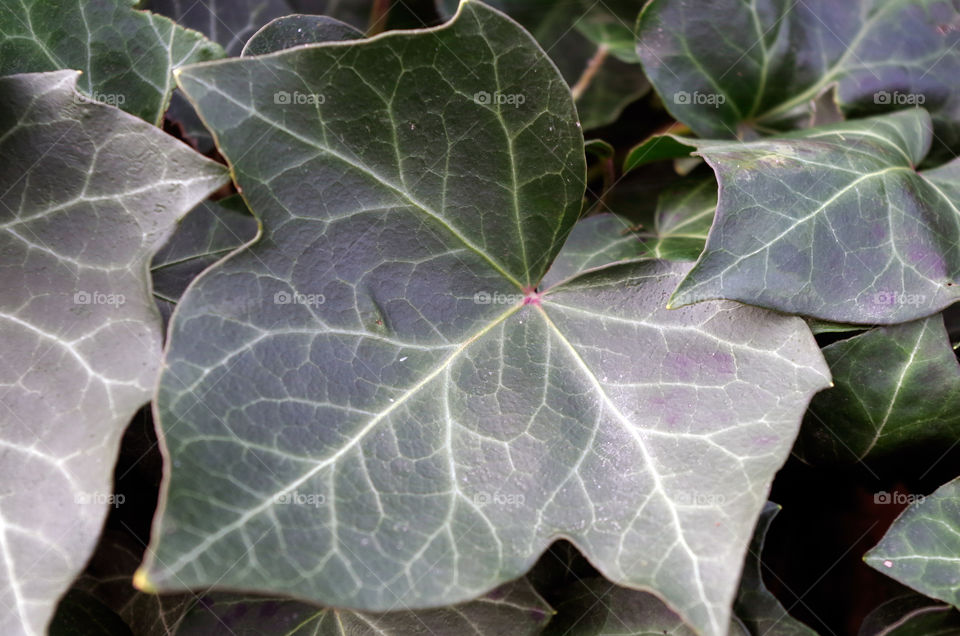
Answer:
[797,315,960,464]
[137,4,830,634]
[0,71,227,636]
[242,15,364,56]
[539,215,645,289]
[151,195,259,324]
[48,590,133,636]
[735,503,817,636]
[859,594,960,636]
[667,110,960,324]
[437,0,648,130]
[0,0,223,125]
[543,577,749,636]
[636,0,960,152]
[172,580,552,635]
[640,178,715,261]
[865,476,960,609]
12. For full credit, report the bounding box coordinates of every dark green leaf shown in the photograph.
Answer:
[175,580,552,635]
[437,0,648,130]
[865,476,960,610]
[136,5,829,634]
[637,0,960,152]
[243,15,364,56]
[0,0,223,124]
[735,503,817,636]
[859,594,960,636]
[0,70,227,636]
[49,590,133,636]
[544,577,749,636]
[668,111,960,324]
[798,315,960,463]
[151,195,259,324]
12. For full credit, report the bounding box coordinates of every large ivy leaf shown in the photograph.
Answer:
[0,71,227,636]
[797,315,960,463]
[0,0,222,125]
[667,111,960,324]
[137,3,829,634]
[636,0,960,152]
[543,577,749,636]
[865,476,960,609]
[734,503,817,636]
[859,594,960,636]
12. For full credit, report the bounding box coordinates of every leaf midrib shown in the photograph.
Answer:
[178,73,529,291]
[156,300,525,575]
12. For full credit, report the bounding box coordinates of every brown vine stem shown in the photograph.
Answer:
[571,45,609,102]
[367,0,390,36]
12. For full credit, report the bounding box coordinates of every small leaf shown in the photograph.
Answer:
[865,476,960,609]
[543,577,750,636]
[151,195,259,324]
[0,70,227,636]
[798,315,960,463]
[637,0,960,152]
[243,15,365,56]
[0,0,223,124]
[174,580,552,635]
[735,503,817,636]
[539,215,644,289]
[641,177,715,261]
[669,111,960,324]
[138,4,829,634]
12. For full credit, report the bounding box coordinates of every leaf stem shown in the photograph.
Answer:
[571,45,608,102]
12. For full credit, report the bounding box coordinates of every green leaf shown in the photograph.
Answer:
[859,594,960,636]
[543,577,750,636]
[48,590,134,636]
[242,15,364,56]
[174,580,552,635]
[636,0,960,152]
[0,0,223,125]
[539,214,645,288]
[640,177,715,261]
[865,476,960,609]
[734,503,817,636]
[797,315,960,463]
[137,4,829,634]
[668,110,960,324]
[151,195,259,323]
[437,0,648,130]
[0,70,227,636]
